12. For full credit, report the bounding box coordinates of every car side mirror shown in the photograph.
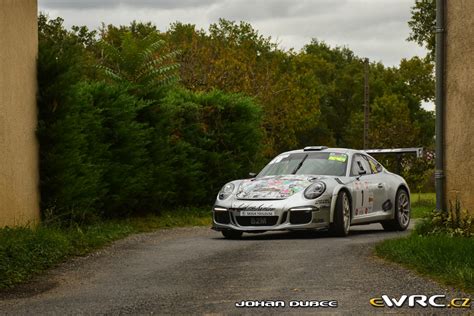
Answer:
[358,169,367,176]
[248,172,257,178]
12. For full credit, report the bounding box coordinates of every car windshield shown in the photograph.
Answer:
[257,152,348,177]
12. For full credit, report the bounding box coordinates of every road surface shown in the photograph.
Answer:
[0,223,468,314]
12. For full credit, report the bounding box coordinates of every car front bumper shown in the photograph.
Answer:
[211,204,331,232]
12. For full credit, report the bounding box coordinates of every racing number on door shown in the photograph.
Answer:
[354,181,373,216]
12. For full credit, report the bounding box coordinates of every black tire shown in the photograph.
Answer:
[221,230,243,239]
[329,191,351,237]
[381,188,410,231]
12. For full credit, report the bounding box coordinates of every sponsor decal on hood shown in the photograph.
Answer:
[236,175,319,200]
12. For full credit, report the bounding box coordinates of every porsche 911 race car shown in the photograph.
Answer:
[212,146,416,239]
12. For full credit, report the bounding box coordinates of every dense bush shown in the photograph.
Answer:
[39,82,153,222]
[38,83,262,223]
[149,88,263,206]
[38,82,108,223]
[37,16,263,223]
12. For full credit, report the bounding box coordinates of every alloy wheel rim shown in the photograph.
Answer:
[343,193,350,233]
[398,191,410,227]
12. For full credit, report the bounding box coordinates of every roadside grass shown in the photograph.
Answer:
[377,192,473,294]
[411,192,435,218]
[375,234,474,294]
[0,208,211,289]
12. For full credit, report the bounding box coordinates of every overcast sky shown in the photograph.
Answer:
[39,0,427,67]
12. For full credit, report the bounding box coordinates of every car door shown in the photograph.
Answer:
[350,154,374,217]
[362,155,389,213]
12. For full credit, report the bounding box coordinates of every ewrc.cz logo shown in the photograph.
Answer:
[370,295,471,308]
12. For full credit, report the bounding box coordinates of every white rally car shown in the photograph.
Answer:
[212,146,417,239]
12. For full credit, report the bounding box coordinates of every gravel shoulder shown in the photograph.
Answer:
[0,223,469,314]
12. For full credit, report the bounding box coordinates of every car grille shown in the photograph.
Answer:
[214,211,230,224]
[289,211,312,224]
[235,216,279,226]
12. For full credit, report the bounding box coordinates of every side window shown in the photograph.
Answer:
[350,154,372,176]
[366,156,383,174]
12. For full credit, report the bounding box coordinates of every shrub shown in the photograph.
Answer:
[39,82,154,223]
[415,198,473,237]
[148,88,263,206]
[89,83,154,217]
[38,83,108,224]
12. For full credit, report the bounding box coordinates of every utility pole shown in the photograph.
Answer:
[363,58,370,149]
[435,0,446,211]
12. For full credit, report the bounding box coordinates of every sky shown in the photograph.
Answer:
[39,0,427,66]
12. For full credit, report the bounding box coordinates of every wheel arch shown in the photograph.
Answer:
[329,186,353,223]
[397,184,410,196]
[389,184,410,219]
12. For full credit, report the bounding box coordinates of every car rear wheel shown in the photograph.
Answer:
[329,191,351,237]
[381,188,410,231]
[221,230,243,239]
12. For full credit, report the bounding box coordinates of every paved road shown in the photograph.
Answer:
[0,223,468,314]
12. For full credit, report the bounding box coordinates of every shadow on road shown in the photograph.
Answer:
[212,224,390,241]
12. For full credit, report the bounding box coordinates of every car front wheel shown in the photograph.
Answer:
[330,191,351,237]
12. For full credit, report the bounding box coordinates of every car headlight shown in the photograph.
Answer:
[218,183,235,200]
[304,181,326,199]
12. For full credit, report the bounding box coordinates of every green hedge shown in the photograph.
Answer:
[36,16,263,224]
[38,82,262,223]
[150,88,262,207]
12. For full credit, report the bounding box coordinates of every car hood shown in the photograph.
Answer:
[235,175,322,200]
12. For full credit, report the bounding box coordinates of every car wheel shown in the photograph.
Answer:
[221,230,243,239]
[381,188,410,231]
[330,191,351,237]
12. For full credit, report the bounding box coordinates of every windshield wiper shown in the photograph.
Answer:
[292,154,308,174]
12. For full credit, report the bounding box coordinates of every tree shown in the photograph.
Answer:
[165,20,322,156]
[97,30,180,93]
[407,0,436,60]
[37,14,103,224]
[37,14,96,116]
[301,40,365,147]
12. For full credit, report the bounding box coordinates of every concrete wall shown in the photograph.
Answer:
[0,0,40,226]
[445,1,474,213]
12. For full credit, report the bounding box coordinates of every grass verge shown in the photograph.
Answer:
[0,208,211,289]
[375,233,474,294]
[411,192,435,218]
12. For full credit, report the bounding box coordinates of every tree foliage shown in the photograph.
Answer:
[408,0,436,60]
[164,20,321,155]
[148,89,263,206]
[37,14,437,224]
[97,30,180,91]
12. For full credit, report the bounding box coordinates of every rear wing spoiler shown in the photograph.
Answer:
[364,147,423,158]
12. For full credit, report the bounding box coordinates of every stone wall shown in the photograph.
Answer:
[0,0,40,226]
[445,0,474,213]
